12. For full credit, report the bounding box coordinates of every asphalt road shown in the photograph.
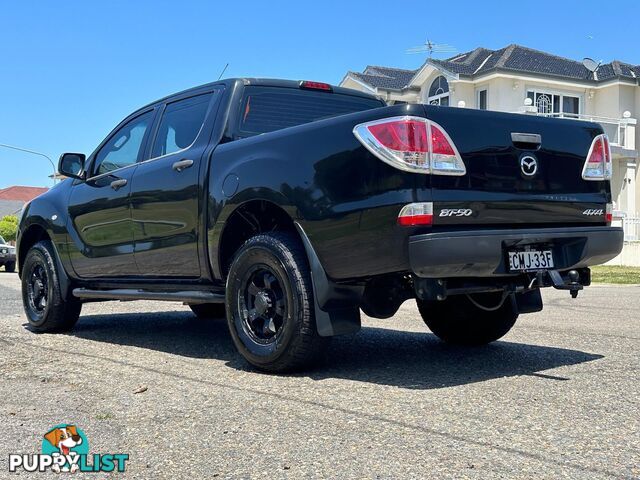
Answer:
[0,271,638,479]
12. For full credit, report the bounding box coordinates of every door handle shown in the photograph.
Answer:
[110,179,128,190]
[172,159,194,172]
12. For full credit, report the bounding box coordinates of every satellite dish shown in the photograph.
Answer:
[582,57,601,73]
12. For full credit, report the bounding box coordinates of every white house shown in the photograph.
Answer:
[341,44,640,245]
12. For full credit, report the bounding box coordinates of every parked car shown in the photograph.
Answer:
[0,235,16,272]
[17,78,623,371]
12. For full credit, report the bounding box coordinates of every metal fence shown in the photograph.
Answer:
[622,217,640,242]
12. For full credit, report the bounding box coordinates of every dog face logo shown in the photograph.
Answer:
[42,425,88,473]
[44,425,83,456]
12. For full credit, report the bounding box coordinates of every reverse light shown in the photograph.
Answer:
[397,202,433,226]
[299,80,332,92]
[582,134,612,181]
[353,116,466,175]
[606,203,613,225]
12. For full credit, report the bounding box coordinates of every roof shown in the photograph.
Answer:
[0,200,24,218]
[346,67,419,90]
[345,44,640,90]
[0,186,48,202]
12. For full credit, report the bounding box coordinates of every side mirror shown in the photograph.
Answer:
[58,153,86,180]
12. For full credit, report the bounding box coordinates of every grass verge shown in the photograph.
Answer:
[591,265,640,284]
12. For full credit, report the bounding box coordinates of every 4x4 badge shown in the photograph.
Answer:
[520,155,538,176]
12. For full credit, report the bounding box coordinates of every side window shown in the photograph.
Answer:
[94,111,153,176]
[151,93,212,158]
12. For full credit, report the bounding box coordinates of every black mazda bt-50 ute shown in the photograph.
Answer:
[17,78,623,371]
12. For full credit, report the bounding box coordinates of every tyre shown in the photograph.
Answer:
[5,261,16,273]
[21,241,82,332]
[190,303,226,319]
[225,232,329,372]
[417,291,518,345]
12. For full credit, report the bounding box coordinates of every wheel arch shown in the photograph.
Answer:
[215,199,301,279]
[18,223,72,298]
[18,223,50,273]
[214,198,362,337]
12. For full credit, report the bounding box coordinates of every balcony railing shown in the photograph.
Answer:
[622,217,640,242]
[517,109,637,151]
[612,215,640,241]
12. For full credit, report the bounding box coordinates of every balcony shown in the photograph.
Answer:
[517,107,637,153]
[541,113,636,153]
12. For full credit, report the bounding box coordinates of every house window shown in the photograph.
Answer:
[477,89,488,110]
[428,76,449,106]
[527,90,580,117]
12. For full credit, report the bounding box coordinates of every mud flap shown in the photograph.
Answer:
[514,289,543,314]
[294,223,362,337]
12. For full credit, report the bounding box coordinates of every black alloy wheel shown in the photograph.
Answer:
[239,265,287,344]
[21,241,82,332]
[225,232,329,372]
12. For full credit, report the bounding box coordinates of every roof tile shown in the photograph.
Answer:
[0,186,48,202]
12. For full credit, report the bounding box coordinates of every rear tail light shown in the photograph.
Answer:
[582,134,612,181]
[397,202,433,226]
[606,203,613,225]
[353,116,466,175]
[299,80,332,92]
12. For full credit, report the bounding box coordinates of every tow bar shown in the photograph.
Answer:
[541,269,584,298]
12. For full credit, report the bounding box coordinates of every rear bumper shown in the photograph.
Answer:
[409,226,624,278]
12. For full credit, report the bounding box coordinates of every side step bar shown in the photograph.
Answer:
[72,288,225,304]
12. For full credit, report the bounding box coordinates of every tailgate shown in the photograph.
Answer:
[422,105,610,227]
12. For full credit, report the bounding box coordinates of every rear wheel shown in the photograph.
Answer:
[225,232,329,372]
[4,261,15,273]
[21,241,81,332]
[190,303,226,319]
[417,292,518,345]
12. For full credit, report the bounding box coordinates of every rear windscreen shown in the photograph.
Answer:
[238,86,383,136]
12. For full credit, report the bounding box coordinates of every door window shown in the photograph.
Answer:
[151,94,212,158]
[94,111,153,175]
[477,89,488,110]
[526,90,581,117]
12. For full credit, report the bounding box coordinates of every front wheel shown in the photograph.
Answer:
[21,241,82,332]
[225,232,329,372]
[417,292,518,345]
[4,261,16,273]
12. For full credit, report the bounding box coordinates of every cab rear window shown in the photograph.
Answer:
[238,86,383,136]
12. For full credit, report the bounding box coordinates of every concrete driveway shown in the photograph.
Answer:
[0,272,638,479]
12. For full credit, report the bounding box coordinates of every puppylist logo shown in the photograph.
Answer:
[9,424,129,473]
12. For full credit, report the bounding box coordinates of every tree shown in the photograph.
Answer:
[0,215,19,243]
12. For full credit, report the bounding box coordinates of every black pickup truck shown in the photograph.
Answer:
[17,78,623,371]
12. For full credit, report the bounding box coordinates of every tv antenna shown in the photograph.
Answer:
[406,39,457,58]
[582,57,601,79]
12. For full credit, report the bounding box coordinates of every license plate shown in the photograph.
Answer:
[508,250,554,271]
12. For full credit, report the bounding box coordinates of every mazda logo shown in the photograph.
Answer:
[520,155,538,176]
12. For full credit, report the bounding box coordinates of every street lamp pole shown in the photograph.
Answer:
[0,143,57,186]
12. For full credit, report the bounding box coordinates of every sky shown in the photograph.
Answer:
[1,0,639,188]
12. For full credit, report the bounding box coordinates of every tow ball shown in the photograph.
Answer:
[541,269,583,298]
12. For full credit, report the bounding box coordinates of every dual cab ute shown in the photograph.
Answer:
[18,78,623,371]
